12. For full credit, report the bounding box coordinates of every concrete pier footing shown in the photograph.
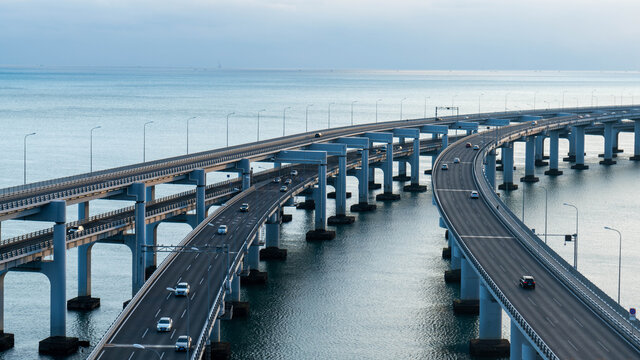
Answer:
[444,269,461,283]
[570,163,589,170]
[376,192,401,201]
[306,229,336,241]
[368,182,382,190]
[442,247,451,259]
[67,296,100,311]
[350,202,376,212]
[205,342,231,360]
[469,339,510,357]
[327,191,351,199]
[259,247,287,261]
[229,301,250,318]
[0,332,14,351]
[497,183,518,190]
[327,215,355,225]
[392,174,412,182]
[544,168,563,176]
[240,269,268,285]
[403,184,427,192]
[453,299,479,315]
[296,199,315,210]
[38,336,79,356]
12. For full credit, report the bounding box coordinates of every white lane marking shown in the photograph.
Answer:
[160,352,165,359]
[177,277,182,283]
[165,293,171,300]
[170,329,176,339]
[527,297,537,307]
[597,341,610,352]
[208,265,212,271]
[545,317,555,328]
[97,350,105,360]
[155,308,161,318]
[181,309,186,319]
[460,235,513,239]
[186,264,191,271]
[573,317,584,328]
[200,277,205,285]
[128,352,135,360]
[521,265,528,273]
[552,297,562,307]
[142,328,149,338]
[194,253,199,259]
[437,189,477,192]
[191,292,196,301]
[567,340,578,351]
[498,264,506,272]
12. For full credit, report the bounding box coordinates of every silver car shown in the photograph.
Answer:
[157,317,173,332]
[175,335,192,351]
[174,282,190,296]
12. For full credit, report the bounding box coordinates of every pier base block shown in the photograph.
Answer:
[544,169,563,176]
[442,247,451,259]
[0,332,14,351]
[392,174,412,182]
[598,153,618,158]
[444,269,461,283]
[376,192,401,201]
[571,163,589,170]
[350,202,377,212]
[534,159,548,167]
[497,182,518,191]
[469,339,510,358]
[306,229,336,241]
[259,247,287,261]
[229,301,250,318]
[240,269,268,285]
[206,342,231,360]
[631,155,640,161]
[368,182,382,190]
[423,169,432,175]
[327,191,351,199]
[67,296,101,311]
[39,336,79,356]
[403,184,427,192]
[453,299,479,315]
[599,159,617,165]
[520,175,539,183]
[328,215,355,225]
[296,199,315,210]
[281,214,292,223]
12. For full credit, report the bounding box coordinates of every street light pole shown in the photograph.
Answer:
[424,96,430,118]
[132,344,162,359]
[350,101,358,126]
[328,102,335,128]
[283,107,291,136]
[90,126,101,173]
[400,97,407,120]
[257,109,266,142]
[305,104,313,132]
[143,121,154,162]
[23,132,36,184]
[563,202,579,269]
[604,226,622,304]
[186,116,196,154]
[478,93,484,114]
[226,112,235,147]
[375,99,382,123]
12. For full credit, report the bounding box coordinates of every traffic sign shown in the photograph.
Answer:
[630,307,636,321]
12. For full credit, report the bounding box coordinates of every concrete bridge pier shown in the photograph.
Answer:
[393,137,411,181]
[520,136,539,183]
[534,135,548,166]
[509,321,522,360]
[630,120,640,161]
[368,166,381,189]
[144,186,158,278]
[242,239,267,285]
[307,163,337,240]
[228,265,249,318]
[363,132,400,201]
[207,315,231,359]
[393,128,426,192]
[485,149,496,188]
[563,131,576,162]
[469,283,509,357]
[599,121,617,165]
[498,143,518,190]
[444,239,461,283]
[0,271,12,351]
[335,137,376,212]
[453,256,479,314]
[421,125,449,175]
[612,129,623,154]
[328,153,355,224]
[68,202,100,311]
[260,212,286,260]
[570,125,589,170]
[521,341,537,360]
[544,130,563,176]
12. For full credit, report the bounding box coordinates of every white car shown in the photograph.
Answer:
[157,317,173,332]
[290,170,298,176]
[175,335,192,352]
[280,185,288,192]
[284,178,292,185]
[441,163,449,170]
[470,191,479,199]
[218,225,228,234]
[453,157,460,164]
[175,282,190,296]
[473,145,480,150]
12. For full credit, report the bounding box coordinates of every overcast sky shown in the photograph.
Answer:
[1,0,639,70]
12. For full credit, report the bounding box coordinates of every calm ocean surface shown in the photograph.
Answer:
[0,68,639,359]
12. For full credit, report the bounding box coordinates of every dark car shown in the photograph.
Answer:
[466,142,472,148]
[519,275,535,289]
[315,132,323,138]
[239,203,250,212]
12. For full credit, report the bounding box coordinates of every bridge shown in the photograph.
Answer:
[0,106,638,359]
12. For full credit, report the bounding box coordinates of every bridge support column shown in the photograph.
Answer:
[393,137,410,181]
[599,122,617,165]
[0,272,13,351]
[445,240,461,283]
[544,130,563,176]
[368,166,381,189]
[534,135,548,166]
[404,137,427,192]
[570,126,589,170]
[509,320,522,360]
[376,142,400,201]
[68,202,100,311]
[144,186,158,279]
[328,153,355,224]
[522,341,537,360]
[260,212,287,260]
[239,158,251,190]
[242,240,267,285]
[563,131,576,162]
[469,283,509,357]
[612,129,623,153]
[351,145,376,212]
[485,150,496,188]
[453,256,479,314]
[631,120,640,161]
[520,136,539,183]
[307,163,336,240]
[498,143,518,190]
[133,184,146,295]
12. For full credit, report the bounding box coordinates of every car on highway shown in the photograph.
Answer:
[519,275,536,289]
[470,191,479,199]
[174,282,190,296]
[239,203,250,212]
[67,225,84,235]
[466,142,472,148]
[441,163,449,170]
[284,178,292,185]
[218,225,228,234]
[156,317,173,332]
[473,145,480,150]
[315,132,323,138]
[175,335,192,352]
[453,157,460,164]
[273,177,281,183]
[290,170,298,176]
[280,185,288,192]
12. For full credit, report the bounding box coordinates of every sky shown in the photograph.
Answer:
[1,0,639,70]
